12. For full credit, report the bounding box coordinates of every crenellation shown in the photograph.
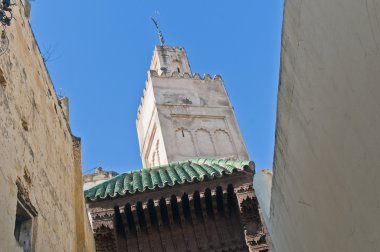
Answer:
[183,72,191,78]
[148,69,222,81]
[193,73,201,79]
[149,69,158,77]
[214,74,222,80]
[204,73,211,80]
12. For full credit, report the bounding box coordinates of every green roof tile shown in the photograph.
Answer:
[84,159,254,201]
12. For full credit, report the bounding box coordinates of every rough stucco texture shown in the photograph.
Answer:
[0,4,94,252]
[271,0,380,251]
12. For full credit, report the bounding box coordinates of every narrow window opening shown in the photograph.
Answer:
[177,67,180,73]
[182,129,185,138]
[14,179,37,252]
[14,201,33,252]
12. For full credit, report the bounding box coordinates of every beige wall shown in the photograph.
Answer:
[0,3,94,252]
[271,0,380,251]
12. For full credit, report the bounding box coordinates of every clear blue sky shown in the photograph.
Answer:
[30,1,284,174]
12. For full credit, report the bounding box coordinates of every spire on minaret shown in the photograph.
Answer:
[150,17,165,45]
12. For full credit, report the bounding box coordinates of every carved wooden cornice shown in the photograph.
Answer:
[90,207,115,220]
[93,220,114,232]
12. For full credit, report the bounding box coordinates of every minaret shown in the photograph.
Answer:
[136,45,249,168]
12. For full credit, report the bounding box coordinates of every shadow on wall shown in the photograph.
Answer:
[253,169,273,233]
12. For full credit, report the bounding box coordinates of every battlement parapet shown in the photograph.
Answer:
[148,70,222,81]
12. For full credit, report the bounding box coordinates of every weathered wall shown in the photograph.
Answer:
[271,0,380,251]
[83,167,118,190]
[0,2,94,252]
[74,138,96,252]
[152,72,249,163]
[137,46,249,168]
[150,46,191,76]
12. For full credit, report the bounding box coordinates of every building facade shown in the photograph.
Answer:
[86,159,267,252]
[0,2,95,252]
[85,45,269,251]
[269,0,380,251]
[136,46,249,168]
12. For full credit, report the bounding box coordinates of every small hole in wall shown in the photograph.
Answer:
[0,79,6,88]
[177,67,180,73]
[23,169,32,186]
[182,129,185,138]
[0,68,6,88]
[22,120,28,131]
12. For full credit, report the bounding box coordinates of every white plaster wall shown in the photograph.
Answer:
[150,46,191,75]
[137,46,249,167]
[152,73,249,163]
[137,73,170,168]
[271,0,380,251]
[136,80,155,148]
[253,169,273,234]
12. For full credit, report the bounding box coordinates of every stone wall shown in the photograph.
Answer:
[271,0,380,251]
[0,2,94,251]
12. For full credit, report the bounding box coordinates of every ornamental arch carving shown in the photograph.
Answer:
[195,128,216,157]
[213,129,235,156]
[175,128,196,157]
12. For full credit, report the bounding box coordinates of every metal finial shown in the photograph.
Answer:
[150,17,165,45]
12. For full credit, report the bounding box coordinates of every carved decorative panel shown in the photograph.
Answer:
[214,129,235,156]
[175,128,196,157]
[195,128,215,156]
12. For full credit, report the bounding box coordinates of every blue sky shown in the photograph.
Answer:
[30,1,284,174]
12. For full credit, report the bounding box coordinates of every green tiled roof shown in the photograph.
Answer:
[84,159,254,202]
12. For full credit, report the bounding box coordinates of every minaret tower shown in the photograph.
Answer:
[136,44,249,168]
